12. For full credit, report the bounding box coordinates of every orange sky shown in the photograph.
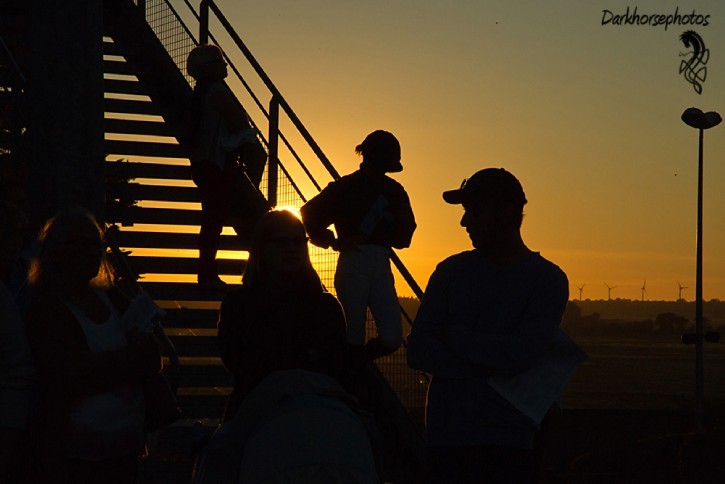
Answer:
[168,0,725,301]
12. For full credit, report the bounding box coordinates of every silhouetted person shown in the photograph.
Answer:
[217,209,347,422]
[187,44,267,289]
[0,201,34,481]
[207,210,381,482]
[407,168,568,483]
[24,209,161,483]
[301,130,416,369]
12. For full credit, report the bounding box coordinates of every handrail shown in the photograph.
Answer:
[178,0,323,192]
[203,0,340,180]
[200,0,423,300]
[146,0,423,302]
[392,252,425,300]
[130,0,431,437]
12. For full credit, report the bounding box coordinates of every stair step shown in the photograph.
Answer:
[105,97,165,116]
[108,206,200,226]
[176,394,228,420]
[175,365,231,388]
[103,39,121,56]
[107,205,261,233]
[169,335,221,358]
[106,160,190,180]
[142,281,240,301]
[161,309,220,329]
[128,255,245,276]
[104,58,135,76]
[104,78,149,96]
[105,139,187,158]
[105,118,176,137]
[107,183,199,203]
[114,231,239,252]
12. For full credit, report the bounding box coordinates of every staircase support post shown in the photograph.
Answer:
[267,96,279,207]
[199,0,209,45]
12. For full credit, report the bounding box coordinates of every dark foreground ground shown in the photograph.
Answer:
[538,406,725,483]
[144,407,725,483]
[537,338,725,483]
[145,338,725,483]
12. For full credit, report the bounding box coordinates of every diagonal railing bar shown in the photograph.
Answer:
[210,45,323,193]
[203,0,340,180]
[142,0,318,200]
[138,0,423,301]
[278,158,307,204]
[170,0,323,192]
[129,0,428,430]
[392,253,424,300]
[200,0,422,301]
[141,0,323,199]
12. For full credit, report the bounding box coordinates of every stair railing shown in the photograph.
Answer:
[179,0,325,195]
[130,0,423,314]
[128,0,428,431]
[197,0,340,180]
[196,0,424,299]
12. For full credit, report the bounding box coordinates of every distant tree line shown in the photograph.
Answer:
[398,296,725,340]
[562,301,725,340]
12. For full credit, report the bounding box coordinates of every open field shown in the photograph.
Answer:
[382,336,725,415]
[565,338,725,410]
[379,336,725,482]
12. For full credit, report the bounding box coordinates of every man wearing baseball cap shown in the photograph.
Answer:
[407,168,568,482]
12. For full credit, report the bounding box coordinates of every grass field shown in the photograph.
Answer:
[377,336,725,482]
[565,338,725,410]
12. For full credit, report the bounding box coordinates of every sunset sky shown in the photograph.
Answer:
[193,0,725,301]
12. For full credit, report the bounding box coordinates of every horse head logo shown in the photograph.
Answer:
[679,30,709,95]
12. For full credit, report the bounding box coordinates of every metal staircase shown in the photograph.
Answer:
[101,0,426,479]
[103,0,238,422]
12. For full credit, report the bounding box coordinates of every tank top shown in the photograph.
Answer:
[62,289,145,460]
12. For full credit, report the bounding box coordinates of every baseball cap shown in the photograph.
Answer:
[442,168,527,205]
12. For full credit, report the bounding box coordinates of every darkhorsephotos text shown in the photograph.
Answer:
[601,7,710,30]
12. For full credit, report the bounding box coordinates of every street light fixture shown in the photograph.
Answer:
[681,107,722,433]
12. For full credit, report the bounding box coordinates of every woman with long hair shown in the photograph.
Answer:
[217,209,347,422]
[24,208,161,483]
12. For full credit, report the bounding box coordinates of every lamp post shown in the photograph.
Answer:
[681,107,722,433]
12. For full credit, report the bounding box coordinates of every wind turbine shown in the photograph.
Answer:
[604,282,616,301]
[577,284,585,301]
[677,281,688,301]
[641,280,648,301]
